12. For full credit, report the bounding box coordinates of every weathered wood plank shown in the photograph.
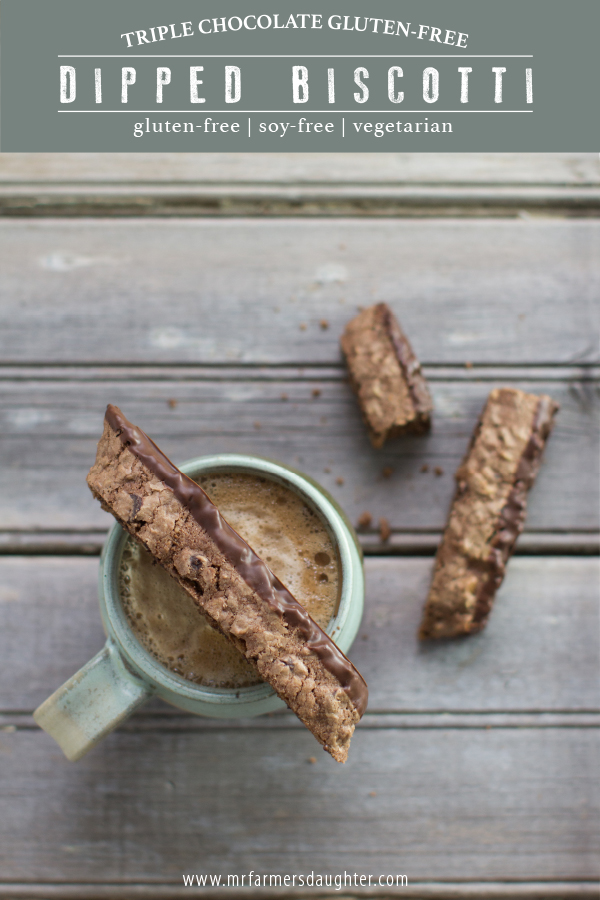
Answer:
[0,726,597,881]
[4,711,600,731]
[1,153,598,185]
[2,155,598,215]
[0,219,598,365]
[0,378,596,532]
[1,557,597,713]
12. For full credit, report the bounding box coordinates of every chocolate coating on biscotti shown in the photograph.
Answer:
[88,405,367,761]
[341,303,432,448]
[419,388,558,639]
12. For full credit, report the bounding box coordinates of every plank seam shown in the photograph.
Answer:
[1,184,600,220]
[3,712,599,730]
[0,364,598,380]
[0,533,596,557]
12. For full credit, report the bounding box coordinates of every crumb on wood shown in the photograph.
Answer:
[382,466,393,479]
[434,466,444,477]
[167,398,178,409]
[254,421,261,430]
[420,464,429,473]
[299,323,307,331]
[379,517,391,542]
[336,476,345,486]
[369,791,377,797]
[339,243,346,251]
[465,361,473,369]
[312,387,322,398]
[280,392,288,401]
[361,634,369,641]
[319,319,329,330]
[357,511,372,530]
[323,467,331,473]
[308,756,317,764]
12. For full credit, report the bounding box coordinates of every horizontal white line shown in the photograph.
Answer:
[58,54,534,58]
[58,109,533,113]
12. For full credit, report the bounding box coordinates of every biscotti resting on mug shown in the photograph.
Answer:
[87,405,368,762]
[341,303,432,448]
[419,388,558,639]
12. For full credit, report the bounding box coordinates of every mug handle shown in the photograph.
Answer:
[33,637,154,761]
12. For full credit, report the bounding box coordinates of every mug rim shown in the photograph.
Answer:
[99,453,361,708]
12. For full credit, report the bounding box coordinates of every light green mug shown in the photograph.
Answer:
[34,454,365,761]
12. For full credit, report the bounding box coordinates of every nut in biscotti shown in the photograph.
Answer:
[87,405,368,762]
[419,388,558,640]
[341,303,433,448]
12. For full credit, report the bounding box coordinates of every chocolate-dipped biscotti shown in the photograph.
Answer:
[341,303,432,448]
[419,388,558,639]
[87,405,367,762]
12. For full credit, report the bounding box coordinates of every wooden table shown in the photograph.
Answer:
[0,154,598,900]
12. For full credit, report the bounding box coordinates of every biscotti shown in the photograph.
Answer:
[419,388,558,639]
[341,303,432,448]
[87,405,368,762]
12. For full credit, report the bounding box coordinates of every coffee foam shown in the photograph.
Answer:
[119,472,340,689]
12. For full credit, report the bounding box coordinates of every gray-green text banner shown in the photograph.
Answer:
[1,0,598,151]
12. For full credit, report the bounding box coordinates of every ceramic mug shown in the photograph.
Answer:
[34,454,365,761]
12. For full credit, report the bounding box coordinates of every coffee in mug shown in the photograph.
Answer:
[119,472,340,689]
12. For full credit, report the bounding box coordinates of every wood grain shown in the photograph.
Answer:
[1,557,597,714]
[1,153,599,185]
[0,219,598,365]
[5,711,600,731]
[0,378,596,533]
[0,726,597,882]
